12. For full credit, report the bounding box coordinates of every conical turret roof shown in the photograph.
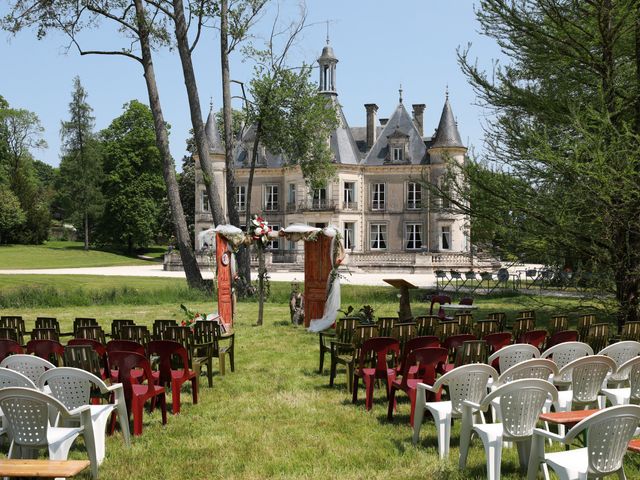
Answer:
[431,97,464,149]
[205,106,224,154]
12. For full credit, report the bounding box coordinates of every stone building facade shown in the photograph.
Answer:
[193,41,473,273]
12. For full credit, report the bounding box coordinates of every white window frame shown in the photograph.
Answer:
[406,182,422,210]
[343,222,355,250]
[371,183,386,211]
[392,146,404,162]
[288,183,296,205]
[439,177,451,209]
[264,184,279,212]
[269,224,280,250]
[440,225,452,251]
[343,182,356,209]
[201,190,209,212]
[236,185,246,212]
[405,223,423,250]
[369,223,387,250]
[312,187,327,209]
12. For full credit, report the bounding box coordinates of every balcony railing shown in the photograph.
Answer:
[300,200,335,211]
[340,201,358,211]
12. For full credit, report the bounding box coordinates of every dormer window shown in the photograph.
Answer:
[386,127,410,163]
[392,147,404,162]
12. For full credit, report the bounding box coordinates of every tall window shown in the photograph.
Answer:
[441,225,451,250]
[236,185,246,212]
[371,183,385,210]
[405,223,423,250]
[392,147,404,162]
[312,188,327,209]
[370,223,387,250]
[288,183,296,205]
[269,224,280,249]
[343,182,356,209]
[343,222,355,250]
[407,182,422,210]
[439,178,451,209]
[201,191,209,212]
[264,185,279,211]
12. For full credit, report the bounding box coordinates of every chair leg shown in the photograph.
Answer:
[527,434,544,480]
[114,389,131,446]
[160,393,168,425]
[364,375,374,411]
[171,380,181,415]
[219,354,226,376]
[191,376,198,405]
[206,359,213,388]
[346,363,354,394]
[412,388,426,445]
[229,348,235,372]
[329,357,336,387]
[483,433,503,480]
[458,415,473,469]
[431,409,452,459]
[318,338,325,373]
[132,397,144,436]
[352,375,359,404]
[387,387,397,421]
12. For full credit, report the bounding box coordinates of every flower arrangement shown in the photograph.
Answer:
[180,304,208,330]
[248,214,272,247]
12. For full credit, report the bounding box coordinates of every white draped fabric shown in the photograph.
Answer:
[308,230,341,333]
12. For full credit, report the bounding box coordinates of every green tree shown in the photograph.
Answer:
[0,186,25,244]
[447,0,640,328]
[59,76,103,250]
[98,100,166,253]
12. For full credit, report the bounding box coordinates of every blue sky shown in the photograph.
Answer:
[1,1,504,168]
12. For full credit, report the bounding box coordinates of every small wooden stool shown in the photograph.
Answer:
[0,459,91,478]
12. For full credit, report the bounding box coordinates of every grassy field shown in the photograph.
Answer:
[0,241,161,269]
[0,279,635,479]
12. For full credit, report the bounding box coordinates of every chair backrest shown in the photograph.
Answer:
[73,317,98,336]
[75,325,107,344]
[35,317,60,334]
[415,315,439,336]
[512,317,535,340]
[106,339,145,356]
[599,340,640,382]
[26,339,65,366]
[495,358,559,387]
[111,319,136,340]
[516,310,536,320]
[0,327,19,343]
[546,329,579,349]
[486,312,507,331]
[63,345,104,379]
[430,295,451,316]
[30,328,59,342]
[391,322,416,348]
[564,405,640,476]
[577,313,597,341]
[108,351,155,402]
[0,387,72,447]
[0,367,37,388]
[0,316,25,344]
[147,340,191,386]
[474,320,499,338]
[433,364,498,415]
[120,325,151,346]
[442,334,476,359]
[483,332,513,354]
[0,354,56,384]
[0,339,24,362]
[454,340,487,367]
[616,356,640,403]
[621,321,640,342]
[397,347,448,390]
[455,313,474,334]
[353,325,378,350]
[558,355,617,405]
[357,337,399,373]
[334,317,359,344]
[39,367,109,409]
[541,341,593,383]
[518,329,547,349]
[548,315,569,336]
[376,317,397,337]
[488,344,540,373]
[483,379,558,439]
[586,323,610,352]
[152,319,179,340]
[438,320,460,340]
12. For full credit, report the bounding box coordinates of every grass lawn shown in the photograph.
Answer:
[0,241,161,269]
[0,281,637,479]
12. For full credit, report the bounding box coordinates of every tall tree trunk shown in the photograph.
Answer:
[133,0,204,289]
[84,211,89,251]
[220,0,252,290]
[256,246,265,325]
[171,0,225,226]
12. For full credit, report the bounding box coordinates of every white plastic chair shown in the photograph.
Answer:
[413,363,498,459]
[601,356,640,406]
[0,354,55,385]
[541,342,593,384]
[527,405,640,480]
[0,367,39,439]
[0,386,98,479]
[459,378,558,480]
[488,344,540,373]
[555,355,617,412]
[39,367,131,464]
[599,341,640,386]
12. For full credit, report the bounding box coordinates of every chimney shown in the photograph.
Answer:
[412,104,426,137]
[364,103,378,148]
[379,118,389,127]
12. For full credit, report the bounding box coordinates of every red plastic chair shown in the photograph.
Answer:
[147,340,198,415]
[546,330,579,349]
[25,339,65,366]
[459,297,474,306]
[397,336,440,375]
[352,337,399,411]
[441,334,476,373]
[518,329,547,350]
[108,351,167,436]
[0,339,24,363]
[484,332,513,370]
[106,340,146,383]
[430,294,452,320]
[387,346,448,426]
[68,338,109,378]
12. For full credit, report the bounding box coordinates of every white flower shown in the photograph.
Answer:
[255,227,263,236]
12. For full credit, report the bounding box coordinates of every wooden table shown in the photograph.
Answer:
[539,409,599,428]
[383,279,418,322]
[0,459,90,478]
[441,304,479,311]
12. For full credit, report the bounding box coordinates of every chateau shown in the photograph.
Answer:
[192,41,473,273]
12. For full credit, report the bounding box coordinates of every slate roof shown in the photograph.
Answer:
[233,125,285,169]
[430,97,465,149]
[329,97,361,165]
[362,103,428,165]
[205,108,224,154]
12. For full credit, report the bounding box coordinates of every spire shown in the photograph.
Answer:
[326,20,330,45]
[205,103,224,155]
[318,35,338,95]
[431,94,465,149]
[399,84,403,104]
